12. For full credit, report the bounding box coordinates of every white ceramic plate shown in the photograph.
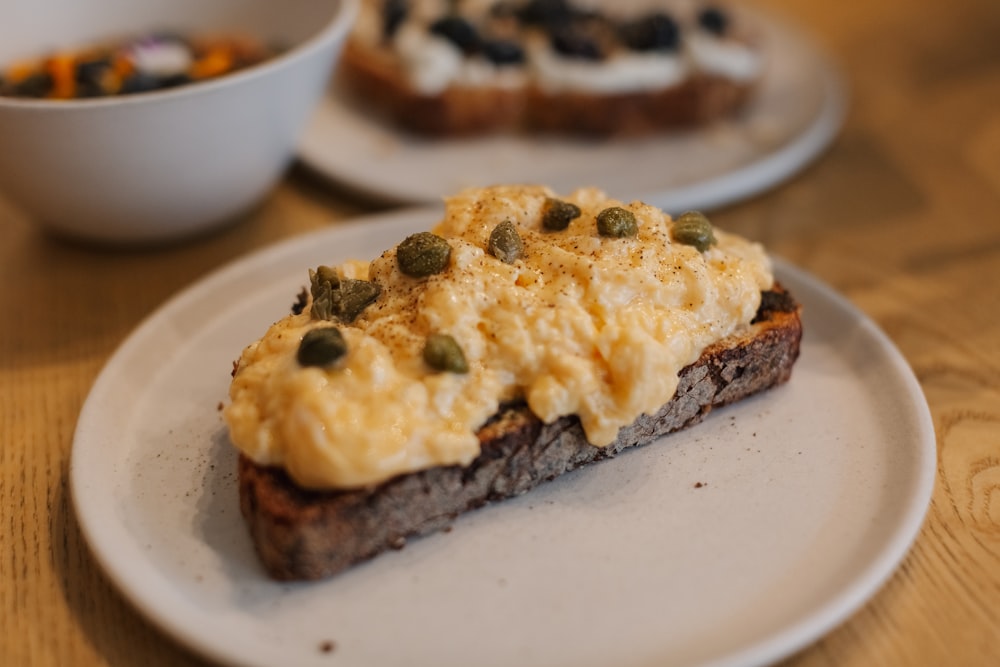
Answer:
[297,9,846,211]
[72,208,934,667]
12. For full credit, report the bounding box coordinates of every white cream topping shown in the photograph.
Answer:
[686,32,762,81]
[394,23,465,94]
[225,185,774,490]
[530,46,689,94]
[393,23,527,93]
[128,41,193,77]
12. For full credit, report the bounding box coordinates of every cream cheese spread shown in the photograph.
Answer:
[225,186,773,490]
[530,45,689,94]
[394,24,527,93]
[685,32,761,81]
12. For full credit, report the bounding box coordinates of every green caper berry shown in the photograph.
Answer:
[671,211,717,252]
[309,265,340,321]
[423,333,469,373]
[541,197,581,231]
[308,267,381,323]
[337,278,381,323]
[297,327,347,367]
[488,219,524,264]
[396,232,452,277]
[312,265,340,291]
[596,206,638,238]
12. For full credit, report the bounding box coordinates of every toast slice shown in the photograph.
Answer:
[238,285,801,581]
[338,0,764,137]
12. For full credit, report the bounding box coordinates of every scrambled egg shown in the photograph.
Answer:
[224,185,773,489]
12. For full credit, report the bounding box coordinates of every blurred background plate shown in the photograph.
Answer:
[296,7,846,212]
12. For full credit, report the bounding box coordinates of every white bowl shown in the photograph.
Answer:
[0,0,357,244]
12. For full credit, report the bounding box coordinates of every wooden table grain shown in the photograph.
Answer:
[2,0,999,664]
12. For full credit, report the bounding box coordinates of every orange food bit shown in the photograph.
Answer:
[99,69,122,95]
[4,60,37,84]
[46,52,76,99]
[2,32,277,99]
[112,53,135,79]
[191,48,233,79]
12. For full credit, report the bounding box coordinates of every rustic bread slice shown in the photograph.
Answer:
[337,0,763,137]
[238,285,802,581]
[339,37,759,137]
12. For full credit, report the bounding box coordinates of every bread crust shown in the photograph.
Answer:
[339,40,527,135]
[238,285,802,580]
[523,75,757,136]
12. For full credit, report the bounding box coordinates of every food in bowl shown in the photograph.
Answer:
[0,31,281,99]
[0,0,357,244]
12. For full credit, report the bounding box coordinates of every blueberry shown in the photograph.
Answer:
[429,15,481,54]
[550,26,603,60]
[383,0,408,39]
[75,58,111,85]
[13,72,53,98]
[517,0,574,28]
[159,73,192,89]
[697,6,730,36]
[75,80,106,98]
[119,72,161,95]
[489,1,519,19]
[619,13,680,52]
[482,39,525,65]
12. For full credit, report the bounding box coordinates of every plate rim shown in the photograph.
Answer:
[70,208,935,667]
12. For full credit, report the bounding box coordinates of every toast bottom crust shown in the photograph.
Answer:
[238,287,802,580]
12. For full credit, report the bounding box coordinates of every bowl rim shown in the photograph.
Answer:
[0,0,358,111]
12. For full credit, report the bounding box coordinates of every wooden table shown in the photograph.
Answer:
[3,0,999,664]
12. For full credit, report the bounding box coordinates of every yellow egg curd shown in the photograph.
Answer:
[224,185,773,489]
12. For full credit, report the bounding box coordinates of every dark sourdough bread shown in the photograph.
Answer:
[238,285,801,581]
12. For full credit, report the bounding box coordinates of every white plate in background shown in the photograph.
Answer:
[71,208,933,667]
[297,9,846,211]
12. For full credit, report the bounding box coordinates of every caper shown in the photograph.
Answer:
[488,219,524,264]
[309,266,340,321]
[422,333,469,373]
[308,267,381,322]
[671,211,716,252]
[396,232,452,277]
[297,327,347,367]
[541,197,581,231]
[312,265,340,291]
[337,278,381,323]
[596,206,638,237]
